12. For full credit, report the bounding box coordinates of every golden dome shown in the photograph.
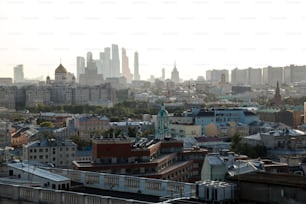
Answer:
[55,64,67,74]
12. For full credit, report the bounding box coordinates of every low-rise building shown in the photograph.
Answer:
[0,120,11,147]
[23,138,77,168]
[169,123,201,137]
[73,137,208,182]
[74,115,110,138]
[7,162,71,190]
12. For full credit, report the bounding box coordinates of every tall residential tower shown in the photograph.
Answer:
[14,64,24,83]
[134,52,140,80]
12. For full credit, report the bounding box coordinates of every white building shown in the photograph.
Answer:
[7,162,71,190]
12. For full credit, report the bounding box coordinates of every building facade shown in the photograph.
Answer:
[23,139,77,168]
[14,64,24,83]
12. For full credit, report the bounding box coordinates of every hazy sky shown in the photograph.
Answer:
[1,0,306,80]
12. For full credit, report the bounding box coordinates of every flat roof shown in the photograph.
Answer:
[8,162,70,182]
[228,172,306,188]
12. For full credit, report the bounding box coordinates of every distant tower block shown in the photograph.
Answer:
[162,68,165,80]
[14,64,24,83]
[134,52,140,80]
[171,62,179,83]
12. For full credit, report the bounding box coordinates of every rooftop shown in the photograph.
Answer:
[24,139,76,148]
[228,171,306,188]
[7,162,70,182]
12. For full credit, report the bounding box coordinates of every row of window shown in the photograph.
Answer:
[29,147,75,153]
[29,153,74,160]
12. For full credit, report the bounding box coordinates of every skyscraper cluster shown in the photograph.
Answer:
[76,44,139,84]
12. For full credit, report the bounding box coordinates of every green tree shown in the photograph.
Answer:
[127,127,137,137]
[39,121,55,128]
[231,134,242,153]
[70,135,91,150]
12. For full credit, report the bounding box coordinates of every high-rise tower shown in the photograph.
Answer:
[121,48,133,83]
[86,52,93,67]
[162,68,165,80]
[103,47,111,78]
[171,63,179,83]
[76,57,85,81]
[14,64,24,83]
[111,44,120,78]
[134,52,140,80]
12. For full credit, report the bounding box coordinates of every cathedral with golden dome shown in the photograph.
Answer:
[46,64,75,84]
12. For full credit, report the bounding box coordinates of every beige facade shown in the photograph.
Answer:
[169,123,201,137]
[25,85,51,107]
[23,139,77,168]
[74,115,110,138]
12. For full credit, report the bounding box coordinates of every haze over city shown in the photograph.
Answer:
[1,0,306,80]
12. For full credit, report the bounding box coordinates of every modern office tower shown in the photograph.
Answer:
[121,48,133,83]
[263,66,283,86]
[95,59,103,75]
[134,51,140,80]
[284,65,306,84]
[206,69,229,84]
[111,44,120,78]
[76,57,85,81]
[162,68,165,80]
[96,52,104,75]
[14,64,24,83]
[86,52,93,67]
[171,63,180,83]
[103,47,111,78]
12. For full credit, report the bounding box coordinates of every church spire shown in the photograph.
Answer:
[272,80,282,106]
[276,80,280,95]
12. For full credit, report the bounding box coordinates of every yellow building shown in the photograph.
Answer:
[169,123,201,137]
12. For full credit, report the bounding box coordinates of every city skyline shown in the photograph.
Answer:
[1,0,306,80]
